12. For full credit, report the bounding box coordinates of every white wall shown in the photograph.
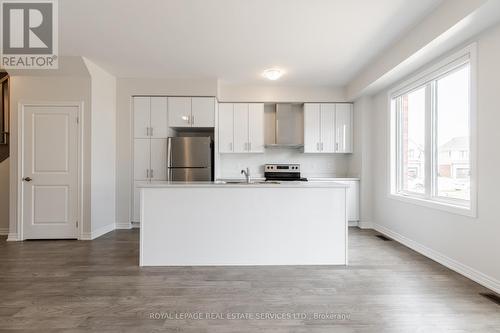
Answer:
[349,97,373,228]
[366,24,500,292]
[219,150,351,179]
[115,77,218,227]
[84,58,117,234]
[218,82,346,102]
[346,0,495,99]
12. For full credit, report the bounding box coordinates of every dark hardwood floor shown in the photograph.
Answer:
[0,228,498,332]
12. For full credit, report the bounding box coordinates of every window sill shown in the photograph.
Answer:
[388,193,476,218]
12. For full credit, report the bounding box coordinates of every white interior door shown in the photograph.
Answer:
[22,105,79,239]
[303,103,320,153]
[320,104,336,153]
[233,104,249,153]
[248,103,264,153]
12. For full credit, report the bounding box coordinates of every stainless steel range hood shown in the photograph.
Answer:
[265,103,304,149]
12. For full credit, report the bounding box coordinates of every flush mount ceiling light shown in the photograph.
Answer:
[262,68,284,80]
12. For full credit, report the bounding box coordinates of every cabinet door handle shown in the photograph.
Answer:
[249,142,252,151]
[191,115,194,125]
[316,142,320,151]
[229,142,233,151]
[335,142,339,151]
[150,127,154,137]
[150,169,154,179]
[146,127,149,136]
[146,169,149,178]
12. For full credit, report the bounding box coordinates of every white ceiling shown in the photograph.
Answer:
[60,0,442,87]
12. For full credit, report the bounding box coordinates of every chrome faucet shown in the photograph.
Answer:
[241,167,251,183]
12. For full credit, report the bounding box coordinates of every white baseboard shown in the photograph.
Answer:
[115,222,132,229]
[7,233,18,241]
[373,223,500,294]
[0,227,9,235]
[358,221,373,229]
[348,221,359,227]
[131,221,140,228]
[81,223,115,240]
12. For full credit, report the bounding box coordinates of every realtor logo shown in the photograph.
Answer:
[1,0,58,69]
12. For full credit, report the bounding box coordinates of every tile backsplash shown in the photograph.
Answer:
[218,149,350,179]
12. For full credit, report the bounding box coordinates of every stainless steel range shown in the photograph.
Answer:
[264,164,307,182]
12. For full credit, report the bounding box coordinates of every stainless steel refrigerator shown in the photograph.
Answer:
[167,137,213,181]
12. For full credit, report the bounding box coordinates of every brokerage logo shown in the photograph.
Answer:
[1,0,58,69]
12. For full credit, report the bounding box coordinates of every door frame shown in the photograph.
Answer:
[16,101,84,240]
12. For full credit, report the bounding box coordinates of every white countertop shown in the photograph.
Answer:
[308,177,360,181]
[218,177,360,182]
[138,181,348,188]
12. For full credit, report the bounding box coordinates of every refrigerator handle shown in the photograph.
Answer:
[166,138,172,181]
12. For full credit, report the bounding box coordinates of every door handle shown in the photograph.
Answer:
[150,169,154,179]
[146,169,149,178]
[150,127,154,137]
[23,177,32,182]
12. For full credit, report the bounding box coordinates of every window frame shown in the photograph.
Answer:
[388,44,477,217]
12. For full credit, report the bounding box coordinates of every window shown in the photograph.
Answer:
[390,46,476,215]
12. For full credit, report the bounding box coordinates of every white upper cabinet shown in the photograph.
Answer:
[168,97,192,127]
[233,104,249,153]
[304,103,353,153]
[191,97,215,127]
[150,97,168,138]
[134,97,150,138]
[248,103,264,153]
[218,103,264,154]
[335,104,353,153]
[320,104,336,153]
[134,97,169,138]
[168,97,215,128]
[304,103,321,152]
[218,103,234,153]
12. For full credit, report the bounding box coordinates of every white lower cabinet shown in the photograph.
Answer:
[133,182,146,222]
[336,180,360,221]
[308,179,359,221]
[134,139,150,181]
[133,138,168,222]
[150,139,167,181]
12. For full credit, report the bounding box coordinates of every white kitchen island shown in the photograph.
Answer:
[139,181,348,266]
